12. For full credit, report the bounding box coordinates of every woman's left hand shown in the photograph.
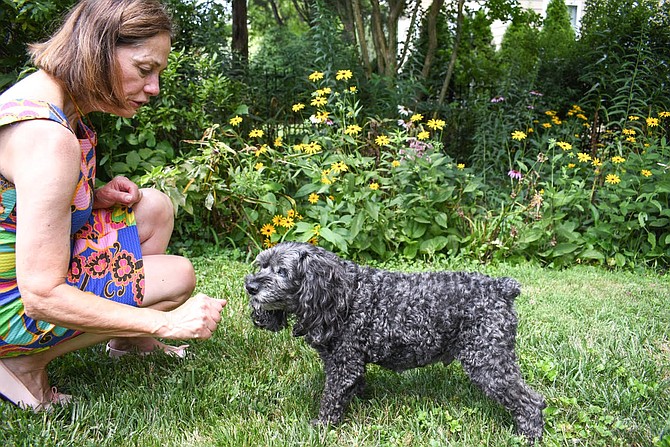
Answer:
[93,175,143,209]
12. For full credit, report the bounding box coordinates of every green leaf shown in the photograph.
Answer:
[319,227,348,252]
[552,243,578,257]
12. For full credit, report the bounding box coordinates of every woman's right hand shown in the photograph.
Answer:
[163,293,227,340]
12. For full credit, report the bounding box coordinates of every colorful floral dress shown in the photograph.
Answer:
[0,99,145,358]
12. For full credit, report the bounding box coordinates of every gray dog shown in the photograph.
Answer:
[245,241,545,443]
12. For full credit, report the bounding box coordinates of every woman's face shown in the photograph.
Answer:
[113,32,171,118]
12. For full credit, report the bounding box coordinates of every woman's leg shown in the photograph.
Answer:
[107,188,197,353]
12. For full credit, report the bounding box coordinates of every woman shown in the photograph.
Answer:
[0,0,226,410]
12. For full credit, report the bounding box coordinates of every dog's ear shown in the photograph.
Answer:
[294,245,349,346]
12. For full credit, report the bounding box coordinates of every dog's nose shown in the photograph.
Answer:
[245,281,259,296]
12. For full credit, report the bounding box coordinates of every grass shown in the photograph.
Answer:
[1,252,668,446]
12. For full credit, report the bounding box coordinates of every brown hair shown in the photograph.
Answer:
[29,0,174,111]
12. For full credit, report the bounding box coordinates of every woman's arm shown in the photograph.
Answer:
[7,120,220,339]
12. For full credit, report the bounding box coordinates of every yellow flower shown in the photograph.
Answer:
[375,135,390,146]
[308,193,319,204]
[308,71,324,82]
[457,163,465,170]
[336,69,353,81]
[577,152,591,162]
[312,224,321,237]
[646,117,659,127]
[392,160,401,168]
[622,128,636,135]
[556,141,572,150]
[274,136,282,148]
[249,129,264,138]
[229,115,243,126]
[315,111,329,122]
[260,224,275,237]
[567,163,576,169]
[286,209,295,218]
[417,130,430,140]
[254,145,268,156]
[292,103,305,112]
[605,174,621,185]
[426,118,446,130]
[311,97,327,107]
[552,117,563,125]
[304,142,322,155]
[369,182,379,190]
[344,124,362,136]
[349,86,357,93]
[576,113,588,121]
[611,156,626,164]
[641,169,652,177]
[628,115,640,121]
[410,113,423,122]
[626,137,636,143]
[545,110,557,116]
[511,130,527,141]
[272,215,282,226]
[331,161,349,173]
[321,175,332,185]
[254,162,264,170]
[659,111,670,118]
[542,123,552,128]
[279,217,294,229]
[592,158,602,167]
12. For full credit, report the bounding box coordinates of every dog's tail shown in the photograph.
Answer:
[496,277,522,302]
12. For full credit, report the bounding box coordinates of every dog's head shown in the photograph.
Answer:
[245,241,350,345]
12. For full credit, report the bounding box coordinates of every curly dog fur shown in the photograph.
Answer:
[245,241,545,442]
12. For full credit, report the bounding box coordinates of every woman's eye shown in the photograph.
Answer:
[138,66,152,76]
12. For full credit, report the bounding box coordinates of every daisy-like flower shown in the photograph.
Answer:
[312,224,321,237]
[369,182,379,190]
[254,145,268,156]
[331,161,349,173]
[417,130,430,140]
[457,163,465,170]
[628,115,640,121]
[279,217,295,229]
[659,111,670,118]
[611,156,626,164]
[344,124,362,136]
[315,111,329,122]
[626,137,636,143]
[511,130,527,141]
[260,223,275,237]
[556,141,572,150]
[286,209,295,218]
[410,113,423,122]
[311,97,327,107]
[254,162,264,171]
[641,169,652,177]
[508,169,522,180]
[308,71,324,82]
[605,174,621,185]
[545,110,557,116]
[426,118,446,130]
[392,160,401,168]
[292,103,305,112]
[336,69,353,81]
[349,86,357,93]
[271,215,282,226]
[646,117,659,127]
[542,123,552,129]
[308,193,319,204]
[592,158,602,167]
[229,115,243,126]
[622,128,636,135]
[577,152,591,162]
[375,135,390,146]
[249,129,264,138]
[568,163,576,168]
[304,142,322,155]
[274,136,282,148]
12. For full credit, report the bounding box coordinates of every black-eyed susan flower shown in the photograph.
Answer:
[229,115,242,126]
[457,163,465,170]
[556,141,572,150]
[292,103,305,112]
[308,193,319,204]
[344,124,362,136]
[249,128,264,138]
[375,135,390,146]
[369,182,379,190]
[260,224,276,237]
[336,70,353,81]
[426,118,446,130]
[611,156,626,164]
[392,160,401,168]
[511,130,527,141]
[308,71,324,82]
[605,174,621,184]
[410,113,423,122]
[271,215,282,226]
[417,130,430,140]
[641,169,652,177]
[577,152,591,162]
[647,117,659,127]
[311,97,327,107]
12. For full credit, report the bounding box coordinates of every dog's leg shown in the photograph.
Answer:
[313,355,366,425]
[458,343,545,443]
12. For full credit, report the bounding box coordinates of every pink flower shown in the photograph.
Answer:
[508,169,522,180]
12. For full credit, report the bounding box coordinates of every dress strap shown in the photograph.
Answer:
[0,99,75,134]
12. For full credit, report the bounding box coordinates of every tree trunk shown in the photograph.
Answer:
[232,0,249,73]
[351,0,372,75]
[437,0,465,107]
[398,0,421,71]
[421,0,445,79]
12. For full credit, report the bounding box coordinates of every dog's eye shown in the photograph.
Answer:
[277,267,289,277]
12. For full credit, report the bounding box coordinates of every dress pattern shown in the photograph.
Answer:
[0,99,145,357]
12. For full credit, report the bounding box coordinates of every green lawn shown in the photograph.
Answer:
[1,253,668,446]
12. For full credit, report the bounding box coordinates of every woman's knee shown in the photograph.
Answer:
[136,188,174,226]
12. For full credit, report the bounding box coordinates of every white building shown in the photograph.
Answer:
[491,0,587,47]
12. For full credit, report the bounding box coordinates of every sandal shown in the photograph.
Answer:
[0,359,71,411]
[105,342,189,359]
